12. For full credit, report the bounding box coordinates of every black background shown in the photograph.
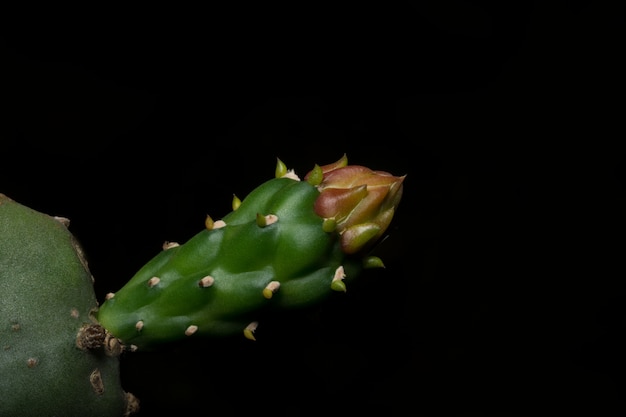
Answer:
[2,2,625,416]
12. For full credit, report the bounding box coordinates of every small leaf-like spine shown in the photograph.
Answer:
[135,321,144,332]
[185,325,198,336]
[162,241,180,250]
[147,277,160,287]
[243,321,258,341]
[205,214,215,230]
[206,215,226,230]
[275,158,300,180]
[256,213,278,227]
[306,164,324,186]
[322,217,337,233]
[363,256,385,269]
[275,158,287,178]
[263,280,281,299]
[232,194,241,211]
[330,266,347,292]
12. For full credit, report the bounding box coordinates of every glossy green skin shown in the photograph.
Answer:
[0,194,127,417]
[96,177,361,350]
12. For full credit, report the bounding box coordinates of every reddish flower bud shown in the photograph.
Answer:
[305,156,405,255]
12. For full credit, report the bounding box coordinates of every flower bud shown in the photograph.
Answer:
[305,156,405,254]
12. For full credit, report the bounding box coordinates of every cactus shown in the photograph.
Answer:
[96,155,405,350]
[0,154,404,415]
[0,194,138,417]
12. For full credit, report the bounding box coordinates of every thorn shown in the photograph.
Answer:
[162,241,180,250]
[330,266,347,292]
[232,194,241,211]
[306,164,323,186]
[322,217,337,233]
[275,157,300,180]
[205,214,215,230]
[243,321,258,341]
[363,256,385,269]
[331,280,347,292]
[198,275,215,287]
[135,321,144,332]
[262,281,281,299]
[275,158,287,178]
[185,325,198,336]
[105,292,115,300]
[206,216,226,230]
[256,213,278,227]
[147,277,160,287]
[129,344,138,352]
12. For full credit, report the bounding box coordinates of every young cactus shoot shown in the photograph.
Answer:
[96,155,405,350]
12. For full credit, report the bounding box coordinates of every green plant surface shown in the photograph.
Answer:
[0,194,135,417]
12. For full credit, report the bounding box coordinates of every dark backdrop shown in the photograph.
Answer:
[2,3,625,416]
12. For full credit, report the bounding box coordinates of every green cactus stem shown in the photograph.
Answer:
[96,156,405,351]
[0,194,138,417]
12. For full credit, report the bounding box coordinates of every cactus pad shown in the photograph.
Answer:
[97,156,404,351]
[0,194,137,417]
